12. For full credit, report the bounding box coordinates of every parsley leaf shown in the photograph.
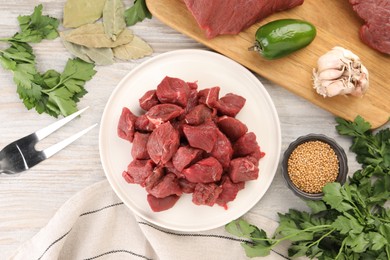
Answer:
[124,0,152,26]
[11,4,59,43]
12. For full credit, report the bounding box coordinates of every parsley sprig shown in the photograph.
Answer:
[124,0,152,26]
[226,116,390,260]
[0,5,96,117]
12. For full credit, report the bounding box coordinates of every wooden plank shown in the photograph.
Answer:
[146,0,390,128]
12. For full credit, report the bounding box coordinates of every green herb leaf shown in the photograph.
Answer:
[11,4,59,43]
[124,0,152,26]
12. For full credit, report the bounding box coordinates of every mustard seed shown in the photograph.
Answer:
[287,140,339,194]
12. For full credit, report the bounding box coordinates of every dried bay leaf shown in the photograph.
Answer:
[113,35,153,60]
[103,0,126,41]
[60,31,93,63]
[61,31,114,65]
[84,48,114,65]
[63,0,106,28]
[63,23,133,48]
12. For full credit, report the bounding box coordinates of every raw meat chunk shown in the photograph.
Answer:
[131,132,150,160]
[182,157,223,183]
[135,114,156,132]
[210,129,233,169]
[145,104,184,127]
[117,107,137,142]
[123,159,155,186]
[349,0,390,54]
[147,122,180,165]
[192,183,222,206]
[184,104,213,125]
[217,116,248,141]
[198,87,220,108]
[145,166,165,191]
[183,88,200,116]
[183,121,218,153]
[183,0,304,39]
[156,76,190,107]
[146,173,183,198]
[147,194,180,212]
[139,89,159,111]
[215,93,246,117]
[233,132,260,157]
[164,160,185,178]
[172,146,203,172]
[178,178,197,193]
[229,157,259,183]
[216,176,245,209]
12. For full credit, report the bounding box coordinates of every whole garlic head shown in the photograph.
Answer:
[313,46,369,97]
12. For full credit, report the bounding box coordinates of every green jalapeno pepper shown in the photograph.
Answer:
[251,19,316,60]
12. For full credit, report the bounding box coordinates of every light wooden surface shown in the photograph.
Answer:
[0,1,387,258]
[146,0,390,129]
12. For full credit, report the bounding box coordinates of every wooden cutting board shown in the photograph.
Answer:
[146,0,390,129]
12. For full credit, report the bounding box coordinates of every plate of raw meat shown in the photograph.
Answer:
[99,49,281,231]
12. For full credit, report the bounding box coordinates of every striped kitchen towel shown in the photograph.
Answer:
[10,180,291,260]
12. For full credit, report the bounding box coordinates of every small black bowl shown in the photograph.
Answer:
[281,134,348,200]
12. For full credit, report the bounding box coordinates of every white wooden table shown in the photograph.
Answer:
[0,1,383,258]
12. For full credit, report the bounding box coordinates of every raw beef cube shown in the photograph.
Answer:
[183,121,218,153]
[198,87,220,108]
[147,194,180,212]
[229,157,259,183]
[217,116,248,141]
[184,104,213,125]
[147,122,180,165]
[246,148,266,166]
[216,176,245,209]
[135,114,156,132]
[117,107,137,142]
[131,132,150,160]
[183,88,200,117]
[146,173,183,198]
[182,157,223,183]
[164,160,185,178]
[145,104,184,127]
[145,166,165,191]
[210,129,233,169]
[122,171,134,184]
[156,76,190,107]
[124,159,155,186]
[178,178,197,193]
[215,93,246,117]
[139,89,159,111]
[187,81,198,90]
[192,183,222,206]
[172,146,203,172]
[171,119,185,138]
[233,132,261,158]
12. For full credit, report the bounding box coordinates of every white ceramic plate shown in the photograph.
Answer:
[99,49,281,232]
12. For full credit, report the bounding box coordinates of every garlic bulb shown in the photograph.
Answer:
[313,46,369,97]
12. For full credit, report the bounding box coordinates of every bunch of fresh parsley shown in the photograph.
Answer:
[226,116,390,260]
[0,5,96,117]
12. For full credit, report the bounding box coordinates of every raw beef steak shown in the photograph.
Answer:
[349,0,390,54]
[183,0,304,38]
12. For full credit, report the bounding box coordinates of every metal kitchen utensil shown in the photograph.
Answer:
[0,107,97,175]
